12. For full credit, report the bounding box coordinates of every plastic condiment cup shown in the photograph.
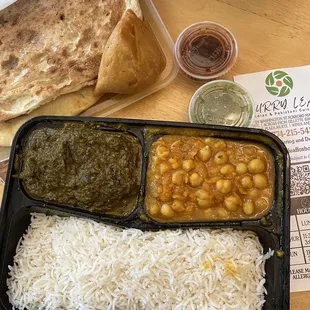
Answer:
[189,80,254,127]
[174,21,238,82]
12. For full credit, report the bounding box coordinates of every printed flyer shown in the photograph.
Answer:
[235,65,310,292]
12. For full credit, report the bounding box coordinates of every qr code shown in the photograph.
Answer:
[291,163,310,197]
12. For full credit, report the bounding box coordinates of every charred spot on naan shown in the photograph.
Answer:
[17,29,38,43]
[0,16,8,27]
[1,55,19,71]
[49,66,58,74]
[67,55,102,74]
[76,28,94,49]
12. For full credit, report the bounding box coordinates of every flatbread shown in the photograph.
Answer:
[0,87,99,147]
[0,0,142,122]
[94,10,166,96]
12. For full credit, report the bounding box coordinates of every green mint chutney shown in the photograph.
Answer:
[189,80,254,127]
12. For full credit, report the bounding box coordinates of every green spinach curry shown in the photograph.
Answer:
[19,123,141,215]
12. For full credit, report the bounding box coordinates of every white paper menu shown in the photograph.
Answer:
[234,65,310,293]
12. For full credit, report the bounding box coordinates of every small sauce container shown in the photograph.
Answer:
[189,80,254,127]
[174,22,238,81]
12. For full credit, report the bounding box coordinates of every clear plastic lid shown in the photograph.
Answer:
[189,80,254,127]
[174,21,238,82]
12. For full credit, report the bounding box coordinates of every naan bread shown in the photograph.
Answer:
[0,87,99,147]
[0,0,142,122]
[95,10,166,96]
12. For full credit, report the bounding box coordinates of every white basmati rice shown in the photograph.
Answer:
[7,213,271,310]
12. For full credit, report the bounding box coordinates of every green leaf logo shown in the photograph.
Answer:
[265,71,293,97]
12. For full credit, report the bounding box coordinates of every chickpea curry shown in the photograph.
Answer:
[146,135,274,222]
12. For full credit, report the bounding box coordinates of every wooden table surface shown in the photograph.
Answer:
[108,0,310,308]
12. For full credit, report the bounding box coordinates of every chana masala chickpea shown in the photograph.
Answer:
[145,136,274,222]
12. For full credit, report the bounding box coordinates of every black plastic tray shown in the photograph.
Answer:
[0,116,290,310]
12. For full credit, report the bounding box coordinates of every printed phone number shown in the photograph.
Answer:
[272,127,310,138]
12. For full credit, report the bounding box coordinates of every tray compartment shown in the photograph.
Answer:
[13,119,145,221]
[141,125,286,229]
[0,207,282,310]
